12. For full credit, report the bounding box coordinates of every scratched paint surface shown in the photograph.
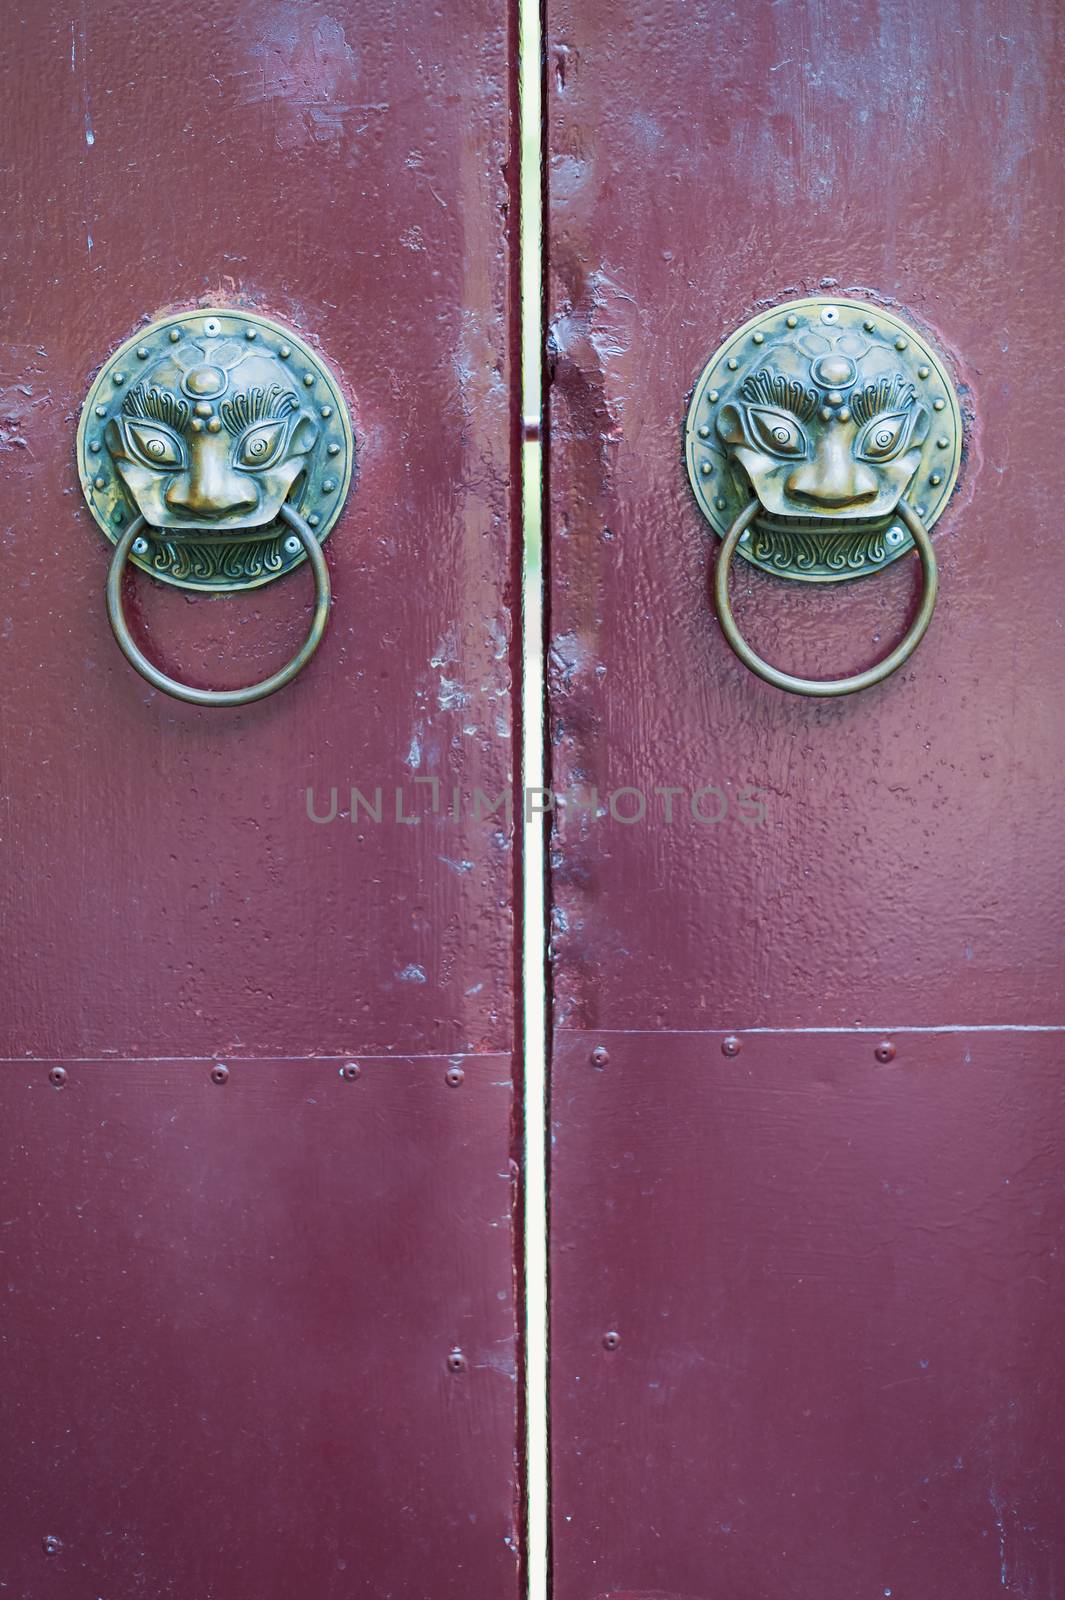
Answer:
[551,1033,1065,1599]
[0,0,521,1059]
[545,0,1064,1029]
[0,3,521,1597]
[2,1059,519,1599]
[545,0,1065,1595]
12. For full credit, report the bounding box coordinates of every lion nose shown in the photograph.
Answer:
[165,434,257,518]
[786,428,879,508]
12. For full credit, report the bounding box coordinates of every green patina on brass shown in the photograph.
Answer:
[78,309,354,593]
[685,296,962,583]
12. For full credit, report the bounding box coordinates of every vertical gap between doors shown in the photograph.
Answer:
[520,0,548,1593]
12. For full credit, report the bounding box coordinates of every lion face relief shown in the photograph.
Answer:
[716,335,929,523]
[105,336,319,535]
[686,299,962,582]
[80,310,353,592]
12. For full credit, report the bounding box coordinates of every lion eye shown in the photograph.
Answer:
[124,420,185,469]
[746,406,807,459]
[236,421,287,470]
[855,410,912,461]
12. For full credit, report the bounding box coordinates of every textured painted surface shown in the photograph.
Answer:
[1,1058,518,1599]
[546,0,1065,1594]
[0,3,521,1595]
[0,0,521,1058]
[545,0,1064,1028]
[551,1032,1065,1600]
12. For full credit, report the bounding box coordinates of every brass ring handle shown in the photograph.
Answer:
[106,505,331,707]
[713,499,938,698]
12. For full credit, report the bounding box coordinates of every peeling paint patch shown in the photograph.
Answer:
[244,14,370,156]
[438,678,471,711]
[430,627,458,669]
[989,1486,1010,1588]
[486,616,508,660]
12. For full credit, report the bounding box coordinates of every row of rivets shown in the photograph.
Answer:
[588,1036,900,1065]
[46,1061,470,1088]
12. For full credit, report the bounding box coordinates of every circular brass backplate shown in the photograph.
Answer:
[685,296,962,582]
[78,309,354,592]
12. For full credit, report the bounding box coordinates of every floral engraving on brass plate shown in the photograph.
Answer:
[685,297,962,582]
[78,309,354,592]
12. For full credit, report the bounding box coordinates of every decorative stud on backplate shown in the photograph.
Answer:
[78,309,355,707]
[685,297,963,696]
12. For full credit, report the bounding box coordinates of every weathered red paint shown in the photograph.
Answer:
[0,2,522,1594]
[3,1058,518,1597]
[552,1031,1065,1598]
[546,0,1065,1593]
[545,0,1062,1029]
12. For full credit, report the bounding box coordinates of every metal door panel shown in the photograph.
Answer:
[545,0,1063,1029]
[1,1056,518,1598]
[545,0,1065,1592]
[551,1030,1065,1599]
[0,0,520,1059]
[0,2,521,1593]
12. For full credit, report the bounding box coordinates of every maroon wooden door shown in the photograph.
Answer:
[545,2,1065,1597]
[0,5,522,1597]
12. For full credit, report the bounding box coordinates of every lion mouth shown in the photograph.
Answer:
[753,508,898,538]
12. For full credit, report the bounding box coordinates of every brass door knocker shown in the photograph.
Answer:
[685,297,962,697]
[78,309,354,707]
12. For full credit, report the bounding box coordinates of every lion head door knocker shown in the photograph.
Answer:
[685,297,962,697]
[78,310,354,706]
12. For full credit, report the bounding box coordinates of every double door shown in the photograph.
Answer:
[2,3,1062,1597]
